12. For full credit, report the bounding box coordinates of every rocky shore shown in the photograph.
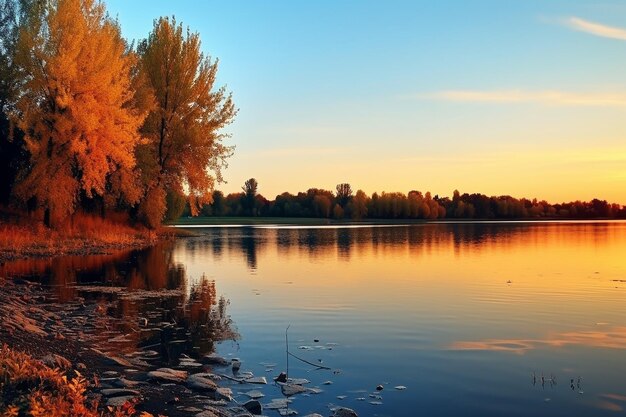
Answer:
[0,276,359,417]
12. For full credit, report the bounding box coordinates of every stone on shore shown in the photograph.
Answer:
[106,395,137,407]
[112,377,142,388]
[147,368,188,383]
[100,388,140,397]
[187,374,218,392]
[42,353,72,370]
[195,411,219,417]
[202,354,229,366]
[215,387,234,402]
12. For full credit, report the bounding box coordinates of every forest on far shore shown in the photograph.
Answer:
[167,178,626,221]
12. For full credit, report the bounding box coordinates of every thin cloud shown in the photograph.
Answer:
[239,147,346,159]
[418,90,626,107]
[564,16,626,41]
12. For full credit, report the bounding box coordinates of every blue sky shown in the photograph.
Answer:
[107,0,626,203]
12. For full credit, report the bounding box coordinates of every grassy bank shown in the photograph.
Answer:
[171,216,334,226]
[170,216,438,226]
[0,213,162,262]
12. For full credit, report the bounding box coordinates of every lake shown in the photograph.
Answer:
[4,221,626,416]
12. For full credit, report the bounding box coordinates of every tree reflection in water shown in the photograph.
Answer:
[0,241,239,364]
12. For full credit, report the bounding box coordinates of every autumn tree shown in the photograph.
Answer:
[11,0,145,226]
[0,0,19,203]
[136,17,236,227]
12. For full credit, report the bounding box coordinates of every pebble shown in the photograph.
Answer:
[106,395,136,407]
[100,388,140,397]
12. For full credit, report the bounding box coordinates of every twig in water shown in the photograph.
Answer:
[286,324,290,378]
[287,351,331,370]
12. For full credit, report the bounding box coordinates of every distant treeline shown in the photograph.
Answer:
[171,179,626,221]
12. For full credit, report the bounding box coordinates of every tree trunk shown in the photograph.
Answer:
[44,207,51,228]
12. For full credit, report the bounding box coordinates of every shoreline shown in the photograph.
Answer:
[0,226,195,263]
[2,216,623,264]
[0,276,275,417]
[170,216,625,227]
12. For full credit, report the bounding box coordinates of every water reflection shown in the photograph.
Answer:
[450,326,626,354]
[4,221,626,417]
[0,242,239,363]
[179,222,626,271]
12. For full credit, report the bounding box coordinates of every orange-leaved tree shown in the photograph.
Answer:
[136,17,236,228]
[12,0,147,227]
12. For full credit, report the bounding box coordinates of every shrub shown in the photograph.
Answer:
[0,345,148,417]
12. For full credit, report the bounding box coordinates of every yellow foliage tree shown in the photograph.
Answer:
[137,17,236,227]
[12,0,146,226]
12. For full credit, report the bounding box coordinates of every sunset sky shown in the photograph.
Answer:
[107,0,626,204]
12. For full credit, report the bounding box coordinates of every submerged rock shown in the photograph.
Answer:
[243,399,263,415]
[281,383,307,396]
[287,378,309,385]
[244,376,267,385]
[265,399,290,410]
[333,408,358,417]
[244,390,264,399]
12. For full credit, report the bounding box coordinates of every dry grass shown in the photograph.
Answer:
[0,211,158,261]
[0,345,151,417]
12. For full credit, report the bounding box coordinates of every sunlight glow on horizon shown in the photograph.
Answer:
[105,0,626,205]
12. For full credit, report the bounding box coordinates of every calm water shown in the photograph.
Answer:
[4,221,626,416]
